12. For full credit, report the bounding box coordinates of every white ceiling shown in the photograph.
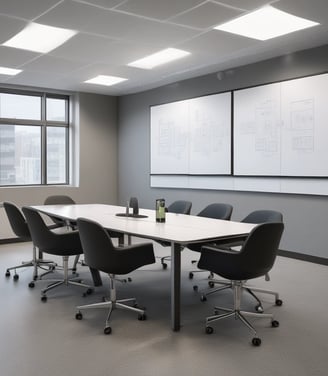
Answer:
[0,0,327,96]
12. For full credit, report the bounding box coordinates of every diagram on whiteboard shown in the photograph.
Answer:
[151,92,231,175]
[234,73,328,177]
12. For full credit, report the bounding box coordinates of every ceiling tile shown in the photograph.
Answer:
[20,55,88,74]
[72,0,126,9]
[115,0,205,20]
[213,0,271,11]
[49,34,117,63]
[274,0,326,23]
[169,2,243,29]
[0,0,62,20]
[178,29,257,55]
[0,15,27,44]
[0,46,40,67]
[36,1,199,44]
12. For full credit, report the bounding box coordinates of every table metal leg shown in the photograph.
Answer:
[171,242,181,331]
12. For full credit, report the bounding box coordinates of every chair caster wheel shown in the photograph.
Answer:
[193,285,198,292]
[138,313,147,321]
[104,326,112,335]
[33,275,38,281]
[272,320,279,328]
[252,337,261,346]
[41,295,47,302]
[275,299,283,306]
[189,272,194,279]
[28,282,35,288]
[162,263,167,270]
[255,304,263,313]
[208,281,214,288]
[205,326,214,334]
[83,288,93,296]
[5,271,10,277]
[75,312,83,320]
[127,277,132,282]
[200,295,207,302]
[13,274,19,281]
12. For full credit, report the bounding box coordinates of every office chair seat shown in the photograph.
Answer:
[198,222,284,346]
[75,218,155,334]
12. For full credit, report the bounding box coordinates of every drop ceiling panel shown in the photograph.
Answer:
[0,15,27,44]
[169,2,243,29]
[115,0,205,20]
[49,34,117,63]
[0,46,39,67]
[21,55,88,75]
[0,0,62,20]
[36,1,200,44]
[214,0,273,11]
[275,0,327,23]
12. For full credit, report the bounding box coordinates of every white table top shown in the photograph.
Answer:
[31,204,255,244]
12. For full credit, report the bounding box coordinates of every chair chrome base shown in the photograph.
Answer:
[196,274,282,312]
[76,273,146,334]
[5,245,56,281]
[37,255,93,301]
[205,281,279,346]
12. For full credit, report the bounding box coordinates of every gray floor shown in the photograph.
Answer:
[1,239,327,376]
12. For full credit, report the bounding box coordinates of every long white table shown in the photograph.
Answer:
[31,204,255,331]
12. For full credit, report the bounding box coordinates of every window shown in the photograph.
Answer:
[0,89,69,186]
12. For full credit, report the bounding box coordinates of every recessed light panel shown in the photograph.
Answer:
[128,48,190,69]
[214,6,319,41]
[2,23,77,53]
[84,75,128,86]
[0,67,22,75]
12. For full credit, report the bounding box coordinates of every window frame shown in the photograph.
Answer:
[0,88,70,186]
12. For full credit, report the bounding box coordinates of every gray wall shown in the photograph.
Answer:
[118,44,328,260]
[0,92,118,239]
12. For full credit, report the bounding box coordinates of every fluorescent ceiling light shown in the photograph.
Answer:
[0,67,22,76]
[84,75,128,86]
[214,5,319,41]
[128,48,190,69]
[2,23,77,53]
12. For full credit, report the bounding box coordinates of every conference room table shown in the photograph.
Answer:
[30,204,255,331]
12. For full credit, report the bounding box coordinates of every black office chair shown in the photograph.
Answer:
[199,222,284,346]
[22,207,94,302]
[3,201,55,281]
[44,195,76,228]
[157,200,192,269]
[75,218,155,334]
[187,203,233,278]
[197,209,284,311]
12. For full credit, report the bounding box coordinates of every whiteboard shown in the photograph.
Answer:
[234,73,328,177]
[150,92,231,175]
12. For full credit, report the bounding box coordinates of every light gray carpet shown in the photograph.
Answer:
[1,240,327,376]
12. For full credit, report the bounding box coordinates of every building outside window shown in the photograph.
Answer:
[0,90,69,186]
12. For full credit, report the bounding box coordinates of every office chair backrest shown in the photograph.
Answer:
[77,218,155,275]
[242,210,283,224]
[236,222,284,280]
[167,200,192,215]
[3,202,31,241]
[197,203,233,220]
[44,195,75,205]
[77,218,114,271]
[22,207,58,251]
